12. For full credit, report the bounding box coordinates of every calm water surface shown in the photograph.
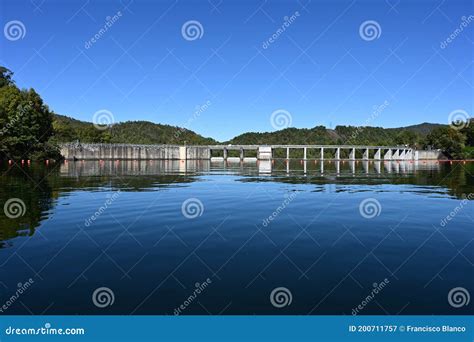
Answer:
[0,159,473,315]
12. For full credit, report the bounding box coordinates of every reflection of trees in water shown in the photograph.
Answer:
[0,164,55,248]
[0,162,200,248]
[0,160,472,248]
[241,161,474,200]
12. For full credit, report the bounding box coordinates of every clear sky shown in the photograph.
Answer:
[0,0,472,141]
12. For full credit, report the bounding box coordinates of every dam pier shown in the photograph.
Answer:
[60,143,443,161]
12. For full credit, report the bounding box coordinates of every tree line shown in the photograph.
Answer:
[0,66,472,161]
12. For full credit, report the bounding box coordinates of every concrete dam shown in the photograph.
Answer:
[60,143,444,161]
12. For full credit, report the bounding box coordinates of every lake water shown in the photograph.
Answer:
[0,159,473,315]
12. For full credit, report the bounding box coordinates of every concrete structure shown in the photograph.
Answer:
[60,143,443,161]
[256,146,272,160]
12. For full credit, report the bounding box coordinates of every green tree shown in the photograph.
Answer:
[395,130,420,147]
[460,122,474,146]
[0,67,13,88]
[0,67,59,160]
[425,127,465,159]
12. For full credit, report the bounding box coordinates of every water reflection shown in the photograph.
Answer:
[57,159,448,177]
[0,160,472,250]
[0,160,473,315]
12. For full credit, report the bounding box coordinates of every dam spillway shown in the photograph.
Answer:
[59,143,444,161]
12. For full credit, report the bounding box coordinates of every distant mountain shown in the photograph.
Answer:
[52,113,448,147]
[387,122,446,135]
[227,123,447,146]
[52,114,217,145]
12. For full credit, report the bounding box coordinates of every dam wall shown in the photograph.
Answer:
[60,143,443,161]
[414,150,446,160]
[60,144,210,160]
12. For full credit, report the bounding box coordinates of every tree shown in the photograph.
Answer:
[395,130,420,147]
[0,67,59,160]
[425,127,465,159]
[0,66,14,88]
[460,122,474,146]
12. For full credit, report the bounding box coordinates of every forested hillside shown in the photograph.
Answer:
[52,114,217,145]
[1,65,472,160]
[228,123,445,147]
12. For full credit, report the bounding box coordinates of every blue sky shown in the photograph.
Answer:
[0,0,473,141]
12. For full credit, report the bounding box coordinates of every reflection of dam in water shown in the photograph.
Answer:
[59,159,443,177]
